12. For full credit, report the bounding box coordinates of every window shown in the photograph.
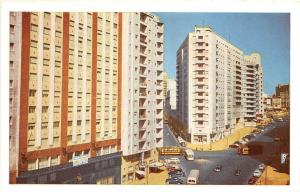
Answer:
[29,90,36,96]
[10,24,15,34]
[9,80,13,88]
[10,43,14,51]
[29,106,36,113]
[42,106,48,113]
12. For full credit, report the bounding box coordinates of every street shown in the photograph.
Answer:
[162,116,290,184]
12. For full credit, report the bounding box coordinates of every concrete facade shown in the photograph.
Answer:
[176,26,263,144]
[9,12,122,183]
[9,12,22,183]
[120,12,164,183]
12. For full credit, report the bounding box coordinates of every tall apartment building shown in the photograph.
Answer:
[244,53,264,121]
[9,12,122,184]
[176,26,263,144]
[121,12,164,183]
[165,79,177,113]
[9,12,22,184]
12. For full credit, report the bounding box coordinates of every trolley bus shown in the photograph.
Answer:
[159,147,182,155]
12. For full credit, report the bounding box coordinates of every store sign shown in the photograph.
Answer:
[281,153,288,164]
[73,154,89,167]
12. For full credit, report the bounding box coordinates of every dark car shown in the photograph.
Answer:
[248,176,258,185]
[214,165,222,172]
[229,144,239,148]
[168,170,186,178]
[234,169,241,176]
[165,177,184,184]
[167,165,182,172]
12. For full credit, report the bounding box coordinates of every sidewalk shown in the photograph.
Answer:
[127,167,168,185]
[255,165,289,185]
[186,127,257,151]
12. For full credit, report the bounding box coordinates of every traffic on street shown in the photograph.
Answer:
[161,116,289,185]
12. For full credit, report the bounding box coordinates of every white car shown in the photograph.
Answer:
[253,169,262,177]
[258,163,266,170]
[239,140,247,144]
[166,157,180,164]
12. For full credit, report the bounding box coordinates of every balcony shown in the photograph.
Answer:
[140,44,147,56]
[157,22,164,33]
[140,55,147,66]
[139,91,147,98]
[140,12,148,23]
[139,68,146,77]
[140,22,147,34]
[140,33,147,45]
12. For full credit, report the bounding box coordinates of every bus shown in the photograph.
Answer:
[177,136,186,147]
[238,144,263,155]
[159,147,182,155]
[187,169,200,185]
[184,149,194,160]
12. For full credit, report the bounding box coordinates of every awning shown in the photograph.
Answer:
[149,162,164,168]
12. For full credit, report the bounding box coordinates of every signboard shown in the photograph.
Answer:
[281,153,289,164]
[73,154,89,167]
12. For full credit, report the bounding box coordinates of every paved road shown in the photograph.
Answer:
[162,116,289,185]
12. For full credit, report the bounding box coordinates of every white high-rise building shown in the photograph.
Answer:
[121,12,164,156]
[166,79,177,112]
[176,26,263,144]
[244,53,264,120]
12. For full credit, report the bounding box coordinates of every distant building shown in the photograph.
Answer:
[275,84,289,110]
[176,25,263,144]
[162,72,168,99]
[262,93,272,111]
[165,79,177,113]
[272,96,282,109]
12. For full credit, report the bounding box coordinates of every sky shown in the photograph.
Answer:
[155,13,290,96]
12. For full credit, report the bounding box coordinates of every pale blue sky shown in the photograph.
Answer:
[155,13,290,95]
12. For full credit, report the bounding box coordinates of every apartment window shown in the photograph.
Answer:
[10,43,14,51]
[10,61,14,68]
[29,90,36,96]
[9,98,12,105]
[10,24,15,34]
[9,80,13,88]
[42,106,48,113]
[29,106,36,113]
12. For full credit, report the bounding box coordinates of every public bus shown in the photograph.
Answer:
[184,149,194,160]
[159,147,182,155]
[187,169,200,185]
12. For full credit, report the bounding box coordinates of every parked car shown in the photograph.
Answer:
[242,137,250,142]
[229,143,239,148]
[258,163,266,171]
[234,169,241,176]
[248,176,258,184]
[165,177,184,184]
[214,165,222,172]
[167,164,182,172]
[168,170,186,178]
[165,157,181,164]
[234,141,242,145]
[253,169,262,177]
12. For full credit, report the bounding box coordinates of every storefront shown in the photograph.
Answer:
[17,152,122,184]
